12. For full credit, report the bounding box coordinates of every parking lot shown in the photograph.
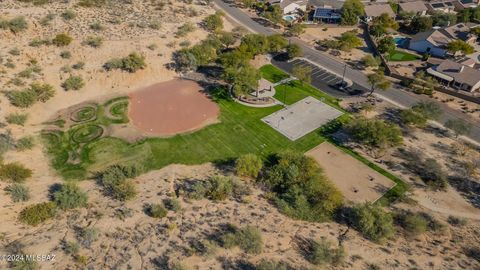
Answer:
[290,59,345,86]
[272,58,366,97]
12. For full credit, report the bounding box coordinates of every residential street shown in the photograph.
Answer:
[214,0,480,143]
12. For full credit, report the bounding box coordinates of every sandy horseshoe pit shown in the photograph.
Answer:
[128,79,220,136]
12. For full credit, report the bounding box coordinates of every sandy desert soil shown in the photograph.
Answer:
[0,163,479,270]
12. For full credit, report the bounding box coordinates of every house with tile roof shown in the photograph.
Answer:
[427,59,480,92]
[398,1,429,16]
[408,23,477,57]
[363,3,396,22]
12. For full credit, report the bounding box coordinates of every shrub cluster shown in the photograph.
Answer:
[6,113,28,126]
[52,33,73,47]
[305,238,345,266]
[53,182,88,210]
[145,203,167,218]
[0,162,32,183]
[235,153,263,178]
[19,202,56,226]
[82,36,103,48]
[104,52,146,73]
[351,203,394,243]
[255,259,291,270]
[261,151,343,222]
[184,175,251,201]
[97,164,143,201]
[6,83,55,108]
[0,16,28,33]
[62,76,85,91]
[5,183,30,202]
[220,224,263,254]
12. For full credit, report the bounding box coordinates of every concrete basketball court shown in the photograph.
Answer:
[261,96,343,141]
[307,142,396,203]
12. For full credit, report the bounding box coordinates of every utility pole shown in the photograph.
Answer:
[341,64,347,87]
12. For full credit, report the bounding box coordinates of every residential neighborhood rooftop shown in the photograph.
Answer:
[364,3,395,18]
[398,1,429,12]
[434,60,480,87]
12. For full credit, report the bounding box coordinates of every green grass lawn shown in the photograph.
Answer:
[43,89,326,179]
[274,80,342,109]
[259,64,290,83]
[388,50,420,61]
[43,64,407,204]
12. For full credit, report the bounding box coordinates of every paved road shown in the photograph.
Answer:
[215,0,480,143]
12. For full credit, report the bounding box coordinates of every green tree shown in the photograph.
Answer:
[286,43,302,59]
[410,16,433,33]
[223,63,260,97]
[361,55,380,68]
[287,24,306,36]
[235,154,263,178]
[346,117,403,152]
[204,12,224,32]
[446,40,474,55]
[263,5,283,25]
[431,11,457,27]
[457,8,473,23]
[261,152,343,222]
[239,34,269,56]
[292,64,312,85]
[445,119,472,138]
[367,68,391,95]
[338,31,363,51]
[377,35,395,54]
[352,203,395,243]
[341,0,364,25]
[267,34,288,53]
[400,109,427,127]
[53,182,88,210]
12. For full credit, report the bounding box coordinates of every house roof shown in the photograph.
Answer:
[364,4,395,17]
[313,7,341,18]
[279,0,307,9]
[411,29,452,47]
[435,60,480,87]
[308,0,344,9]
[410,23,477,47]
[427,0,456,9]
[398,1,428,12]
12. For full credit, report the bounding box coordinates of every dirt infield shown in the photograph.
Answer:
[128,79,219,136]
[307,142,396,203]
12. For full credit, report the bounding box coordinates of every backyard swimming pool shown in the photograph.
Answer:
[283,15,297,22]
[394,37,408,48]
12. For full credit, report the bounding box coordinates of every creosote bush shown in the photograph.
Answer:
[62,76,85,91]
[16,136,35,151]
[53,182,88,210]
[6,112,28,126]
[82,36,103,48]
[52,33,73,47]
[0,16,28,33]
[351,203,394,243]
[0,162,32,183]
[146,203,167,218]
[305,238,345,266]
[5,183,30,202]
[184,175,251,201]
[104,52,146,73]
[19,202,56,226]
[97,164,143,201]
[220,224,263,254]
[235,153,263,178]
[6,82,55,108]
